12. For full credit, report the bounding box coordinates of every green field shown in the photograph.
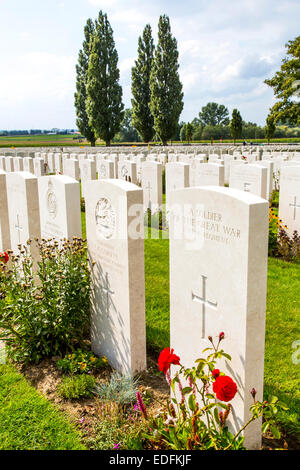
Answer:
[0,133,299,148]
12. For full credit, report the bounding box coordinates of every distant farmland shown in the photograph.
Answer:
[0,134,299,148]
[0,134,96,148]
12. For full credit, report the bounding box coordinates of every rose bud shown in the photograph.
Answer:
[250,388,256,399]
[219,332,225,341]
[208,336,213,343]
[212,369,220,378]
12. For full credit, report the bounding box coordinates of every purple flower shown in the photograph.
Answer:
[79,417,85,424]
[136,391,147,419]
[114,443,120,450]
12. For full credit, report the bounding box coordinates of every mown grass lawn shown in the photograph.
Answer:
[144,235,300,439]
[0,364,86,450]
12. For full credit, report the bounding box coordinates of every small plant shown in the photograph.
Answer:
[57,349,108,375]
[58,374,96,400]
[0,237,91,363]
[134,333,288,450]
[80,197,85,213]
[268,206,288,257]
[87,401,146,450]
[94,371,139,405]
[271,190,279,208]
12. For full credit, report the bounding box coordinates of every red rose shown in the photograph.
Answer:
[212,369,220,378]
[0,252,9,263]
[213,375,237,402]
[158,347,180,374]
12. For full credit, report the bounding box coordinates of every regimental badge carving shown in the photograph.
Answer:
[121,165,128,178]
[95,198,116,240]
[46,179,57,219]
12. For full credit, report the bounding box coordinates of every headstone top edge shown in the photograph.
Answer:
[170,185,269,205]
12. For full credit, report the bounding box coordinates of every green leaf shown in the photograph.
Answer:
[270,425,281,440]
[182,387,192,395]
[188,393,196,412]
[262,421,270,434]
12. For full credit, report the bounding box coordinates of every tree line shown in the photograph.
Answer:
[75,10,299,145]
[75,11,183,146]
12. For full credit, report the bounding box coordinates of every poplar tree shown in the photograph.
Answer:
[74,19,96,146]
[86,11,124,146]
[265,114,276,143]
[150,15,183,145]
[131,24,155,142]
[230,109,243,143]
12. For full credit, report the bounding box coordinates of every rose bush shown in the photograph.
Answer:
[127,332,288,450]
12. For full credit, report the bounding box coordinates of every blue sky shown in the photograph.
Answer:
[0,0,299,130]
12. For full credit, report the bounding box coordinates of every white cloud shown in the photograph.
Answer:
[0,52,76,128]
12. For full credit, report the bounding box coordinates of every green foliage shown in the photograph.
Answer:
[58,374,96,400]
[113,108,140,142]
[94,371,138,405]
[150,15,183,145]
[87,401,146,450]
[185,122,193,143]
[86,11,124,146]
[0,238,91,363]
[230,109,243,143]
[265,36,300,125]
[131,24,155,142]
[265,114,276,142]
[265,257,300,438]
[199,102,230,126]
[202,124,230,140]
[0,364,86,450]
[179,123,186,141]
[74,19,96,146]
[57,349,108,375]
[277,229,300,262]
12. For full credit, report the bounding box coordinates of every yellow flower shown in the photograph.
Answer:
[80,362,87,370]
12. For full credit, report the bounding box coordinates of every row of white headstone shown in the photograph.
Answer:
[1,151,300,237]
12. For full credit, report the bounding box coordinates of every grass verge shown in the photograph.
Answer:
[0,363,86,450]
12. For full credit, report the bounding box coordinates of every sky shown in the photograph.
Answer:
[0,0,299,130]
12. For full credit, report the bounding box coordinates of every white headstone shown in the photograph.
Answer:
[169,186,269,449]
[85,179,146,374]
[63,158,80,181]
[98,159,115,179]
[38,175,82,240]
[23,157,34,174]
[192,162,224,187]
[0,170,11,251]
[279,166,300,237]
[6,172,41,256]
[166,162,190,204]
[230,164,268,199]
[118,160,137,184]
[141,161,162,212]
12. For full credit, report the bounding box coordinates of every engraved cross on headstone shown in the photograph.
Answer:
[289,196,300,220]
[243,182,251,192]
[101,272,114,316]
[15,215,23,244]
[192,275,218,339]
